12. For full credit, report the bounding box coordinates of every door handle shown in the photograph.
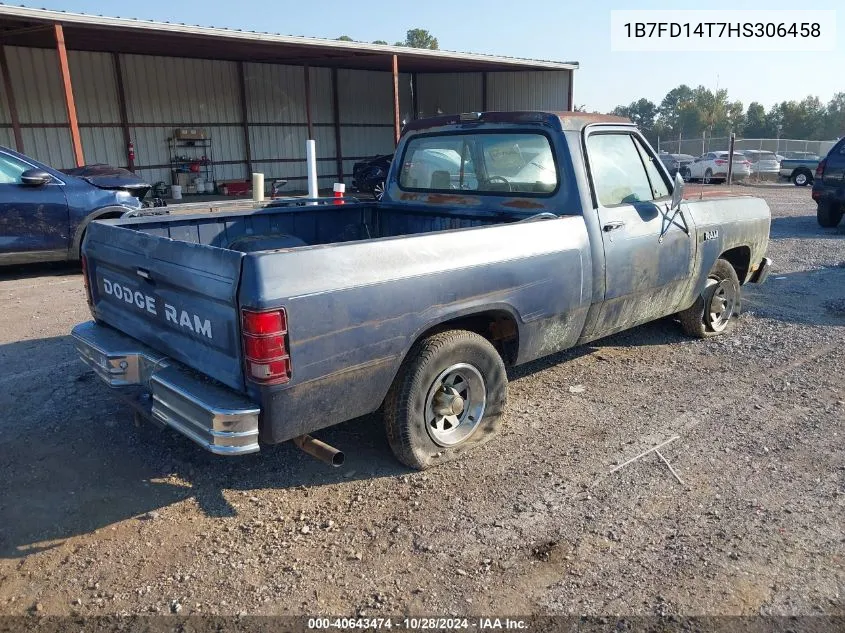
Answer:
[603,220,625,232]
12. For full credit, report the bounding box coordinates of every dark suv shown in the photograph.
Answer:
[812,138,845,228]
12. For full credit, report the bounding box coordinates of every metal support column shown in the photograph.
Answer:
[332,68,343,181]
[392,55,400,145]
[411,72,419,120]
[0,45,23,152]
[237,61,253,179]
[303,64,314,140]
[112,53,133,171]
[54,24,84,166]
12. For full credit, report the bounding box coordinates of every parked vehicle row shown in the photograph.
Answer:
[658,148,830,187]
[71,111,771,470]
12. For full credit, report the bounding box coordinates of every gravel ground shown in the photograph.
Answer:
[0,186,843,620]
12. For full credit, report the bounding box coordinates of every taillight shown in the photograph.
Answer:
[816,159,826,178]
[242,308,291,384]
[714,159,727,165]
[80,254,93,307]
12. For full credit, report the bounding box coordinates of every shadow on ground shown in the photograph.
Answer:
[0,260,80,282]
[770,215,845,241]
[0,334,405,559]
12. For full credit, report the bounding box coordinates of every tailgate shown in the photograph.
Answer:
[84,221,246,391]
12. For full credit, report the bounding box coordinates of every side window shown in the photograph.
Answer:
[634,137,670,199]
[586,133,653,206]
[0,153,28,185]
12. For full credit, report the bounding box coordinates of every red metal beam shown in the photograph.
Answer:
[54,24,84,166]
[112,53,133,171]
[303,64,314,140]
[392,54,400,145]
[0,45,24,152]
[237,61,253,179]
[331,67,343,181]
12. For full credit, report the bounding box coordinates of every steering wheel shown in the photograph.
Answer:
[486,175,511,191]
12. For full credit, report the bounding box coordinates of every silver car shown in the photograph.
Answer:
[742,150,781,176]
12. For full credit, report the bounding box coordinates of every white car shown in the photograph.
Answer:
[684,151,751,184]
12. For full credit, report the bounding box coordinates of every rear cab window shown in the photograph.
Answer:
[399,132,559,195]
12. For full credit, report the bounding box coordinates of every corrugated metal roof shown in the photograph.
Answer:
[0,4,578,72]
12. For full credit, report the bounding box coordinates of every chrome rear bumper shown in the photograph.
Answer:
[71,321,260,455]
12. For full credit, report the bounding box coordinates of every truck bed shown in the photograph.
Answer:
[123,201,517,252]
[82,201,541,395]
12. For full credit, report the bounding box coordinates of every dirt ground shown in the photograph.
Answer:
[0,185,843,620]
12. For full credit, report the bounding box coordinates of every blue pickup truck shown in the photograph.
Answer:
[778,152,821,186]
[0,145,149,265]
[71,112,772,470]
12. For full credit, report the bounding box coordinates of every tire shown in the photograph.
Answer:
[703,168,713,184]
[792,170,811,187]
[817,201,844,228]
[678,258,741,338]
[383,330,508,470]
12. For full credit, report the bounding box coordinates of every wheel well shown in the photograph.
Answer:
[74,208,128,258]
[417,310,519,366]
[721,246,752,283]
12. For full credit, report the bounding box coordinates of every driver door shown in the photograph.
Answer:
[585,131,695,337]
[0,150,69,259]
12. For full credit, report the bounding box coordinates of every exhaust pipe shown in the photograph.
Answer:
[293,434,345,467]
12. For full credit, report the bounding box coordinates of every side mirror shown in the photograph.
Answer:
[20,169,52,187]
[671,172,685,209]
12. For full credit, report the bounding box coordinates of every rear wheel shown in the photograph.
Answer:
[817,201,844,228]
[383,330,507,470]
[792,170,811,186]
[678,258,741,338]
[703,168,713,184]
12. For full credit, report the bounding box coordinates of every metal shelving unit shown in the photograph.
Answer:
[168,136,214,194]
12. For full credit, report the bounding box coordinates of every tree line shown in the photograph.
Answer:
[336,29,438,49]
[610,86,845,148]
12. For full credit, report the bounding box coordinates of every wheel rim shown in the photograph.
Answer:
[704,170,712,184]
[795,173,807,186]
[424,363,486,447]
[704,278,737,332]
[374,181,385,200]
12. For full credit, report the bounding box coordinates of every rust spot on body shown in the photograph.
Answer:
[683,185,754,200]
[501,198,546,210]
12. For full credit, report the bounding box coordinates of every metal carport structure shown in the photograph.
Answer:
[0,4,578,192]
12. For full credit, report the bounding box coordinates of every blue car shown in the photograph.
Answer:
[0,145,152,265]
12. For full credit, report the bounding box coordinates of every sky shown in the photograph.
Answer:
[11,0,844,113]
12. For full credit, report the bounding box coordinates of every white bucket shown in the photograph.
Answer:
[171,184,183,200]
[194,178,205,193]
